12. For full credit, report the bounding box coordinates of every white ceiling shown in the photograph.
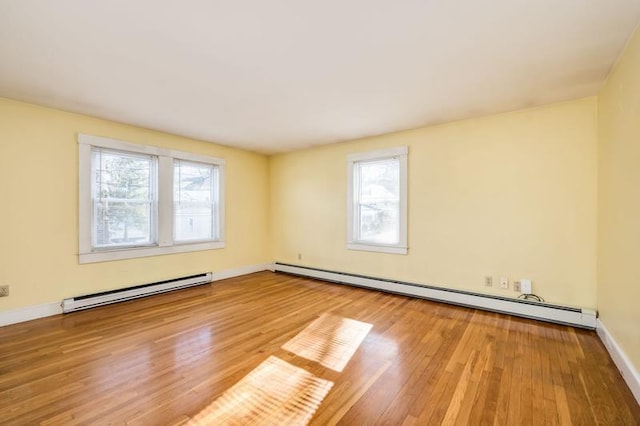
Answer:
[1,1,639,154]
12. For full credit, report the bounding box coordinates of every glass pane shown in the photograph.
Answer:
[174,161,216,241]
[94,150,152,200]
[95,201,152,246]
[92,149,154,248]
[174,203,214,241]
[357,159,400,244]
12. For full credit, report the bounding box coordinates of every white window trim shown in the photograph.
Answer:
[78,134,226,264]
[173,159,220,243]
[347,146,408,255]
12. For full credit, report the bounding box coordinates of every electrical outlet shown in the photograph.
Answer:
[485,276,493,287]
[500,277,508,289]
[0,285,9,297]
[520,279,532,294]
[513,281,521,292]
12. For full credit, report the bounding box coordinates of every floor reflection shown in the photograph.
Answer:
[187,356,333,425]
[282,313,373,372]
[188,314,371,424]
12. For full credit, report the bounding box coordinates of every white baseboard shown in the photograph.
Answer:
[0,302,62,327]
[0,263,273,328]
[273,262,597,329]
[211,263,273,281]
[597,319,640,404]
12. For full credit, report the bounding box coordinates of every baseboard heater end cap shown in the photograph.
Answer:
[581,308,597,329]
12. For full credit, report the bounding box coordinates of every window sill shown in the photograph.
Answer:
[346,242,407,255]
[79,241,225,264]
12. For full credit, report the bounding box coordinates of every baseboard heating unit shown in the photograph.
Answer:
[62,272,213,313]
[273,263,596,329]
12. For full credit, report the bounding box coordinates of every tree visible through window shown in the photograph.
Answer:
[92,149,156,248]
[79,133,226,263]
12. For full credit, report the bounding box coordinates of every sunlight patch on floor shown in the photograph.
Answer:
[187,356,333,425]
[282,313,373,372]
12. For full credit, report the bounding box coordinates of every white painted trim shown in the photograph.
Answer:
[79,241,225,263]
[211,263,274,281]
[0,263,272,327]
[78,133,226,165]
[0,302,62,327]
[78,143,93,255]
[347,146,408,162]
[217,162,226,243]
[346,243,407,254]
[597,319,640,404]
[158,155,174,246]
[78,133,226,264]
[274,263,597,329]
[347,146,408,255]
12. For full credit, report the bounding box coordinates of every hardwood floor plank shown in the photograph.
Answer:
[376,307,470,424]
[441,349,480,424]
[0,271,638,425]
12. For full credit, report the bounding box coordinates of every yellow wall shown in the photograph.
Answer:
[270,98,598,308]
[1,36,636,375]
[0,94,603,317]
[0,98,270,311]
[598,26,640,371]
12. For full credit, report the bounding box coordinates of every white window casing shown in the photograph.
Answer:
[347,146,408,255]
[78,134,225,264]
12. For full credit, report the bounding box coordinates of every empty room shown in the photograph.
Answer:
[1,1,639,424]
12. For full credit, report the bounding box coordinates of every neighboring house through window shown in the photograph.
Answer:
[347,146,408,254]
[173,159,219,242]
[79,134,225,263]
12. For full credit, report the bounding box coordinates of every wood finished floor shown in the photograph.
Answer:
[0,271,638,425]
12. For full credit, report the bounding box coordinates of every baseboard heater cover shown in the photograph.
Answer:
[274,263,596,329]
[62,272,213,313]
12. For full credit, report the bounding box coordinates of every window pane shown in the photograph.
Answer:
[174,160,217,241]
[95,201,152,246]
[357,159,400,244]
[92,149,155,248]
[94,151,152,200]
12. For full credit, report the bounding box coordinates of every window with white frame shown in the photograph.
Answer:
[79,134,225,263]
[92,148,157,249]
[173,159,219,242]
[347,147,407,254]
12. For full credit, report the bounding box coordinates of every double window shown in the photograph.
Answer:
[79,134,224,263]
[347,147,408,254]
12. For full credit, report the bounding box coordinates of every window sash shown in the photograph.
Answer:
[173,159,219,243]
[347,147,407,254]
[352,157,400,244]
[91,148,157,250]
[355,199,400,244]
